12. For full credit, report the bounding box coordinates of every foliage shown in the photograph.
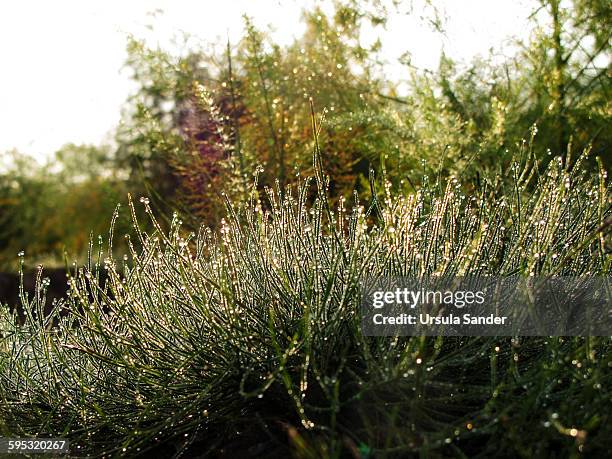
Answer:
[0,145,136,271]
[392,0,612,181]
[1,141,610,456]
[235,11,387,190]
[115,0,610,220]
[0,2,610,454]
[117,6,411,224]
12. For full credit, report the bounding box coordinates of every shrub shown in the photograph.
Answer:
[0,141,610,456]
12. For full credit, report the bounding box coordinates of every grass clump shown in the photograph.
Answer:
[0,145,610,457]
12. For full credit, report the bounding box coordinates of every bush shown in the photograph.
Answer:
[0,145,137,271]
[0,142,610,456]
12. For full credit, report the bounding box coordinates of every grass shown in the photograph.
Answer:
[0,141,610,457]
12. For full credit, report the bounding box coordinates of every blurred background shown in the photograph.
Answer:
[0,0,610,273]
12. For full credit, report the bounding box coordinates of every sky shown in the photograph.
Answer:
[0,0,534,162]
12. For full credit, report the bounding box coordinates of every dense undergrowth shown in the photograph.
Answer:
[1,139,610,457]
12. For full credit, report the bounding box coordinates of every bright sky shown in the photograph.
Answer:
[0,0,534,162]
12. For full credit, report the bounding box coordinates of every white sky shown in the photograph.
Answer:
[0,0,534,162]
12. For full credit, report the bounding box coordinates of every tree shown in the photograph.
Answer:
[0,146,133,270]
